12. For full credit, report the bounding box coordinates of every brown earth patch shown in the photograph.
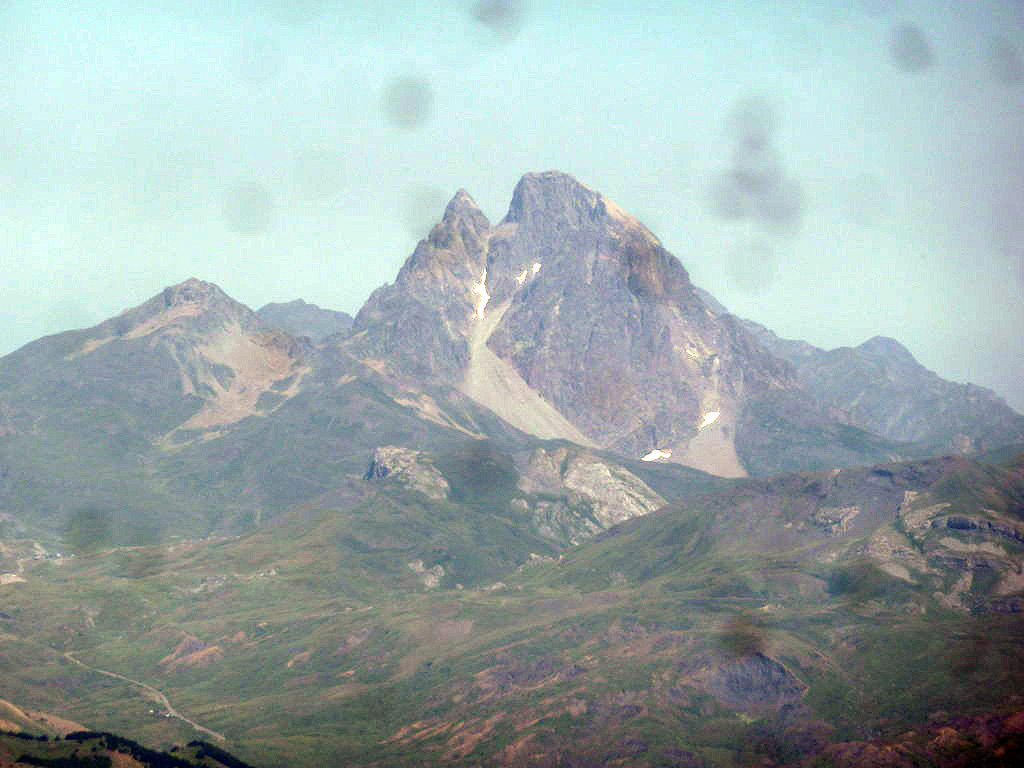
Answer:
[443,713,506,762]
[158,633,205,666]
[334,626,374,655]
[159,634,224,672]
[386,719,459,746]
[177,325,309,431]
[109,752,146,768]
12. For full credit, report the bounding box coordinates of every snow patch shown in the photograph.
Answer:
[514,263,540,286]
[472,270,490,319]
[641,448,672,462]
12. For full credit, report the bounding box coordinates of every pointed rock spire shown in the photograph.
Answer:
[504,171,600,227]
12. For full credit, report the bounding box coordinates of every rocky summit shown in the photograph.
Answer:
[348,172,802,476]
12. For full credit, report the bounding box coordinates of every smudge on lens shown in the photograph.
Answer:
[222,182,275,234]
[470,0,525,42]
[382,76,434,130]
[717,613,767,658]
[890,23,934,72]
[403,185,449,240]
[706,96,805,237]
[63,506,114,555]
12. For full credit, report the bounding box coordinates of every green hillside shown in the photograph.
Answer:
[1,454,1021,766]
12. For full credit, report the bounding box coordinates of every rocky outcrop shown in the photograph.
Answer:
[516,445,665,542]
[932,515,1024,544]
[705,653,806,714]
[365,446,450,501]
[407,559,445,588]
[858,460,1024,611]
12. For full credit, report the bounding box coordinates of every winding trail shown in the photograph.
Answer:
[62,652,227,743]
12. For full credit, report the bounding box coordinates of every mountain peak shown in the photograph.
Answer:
[418,188,490,257]
[444,188,483,217]
[504,170,600,225]
[161,278,232,309]
[858,335,917,365]
[437,187,489,232]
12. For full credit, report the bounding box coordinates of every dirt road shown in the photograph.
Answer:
[63,652,227,742]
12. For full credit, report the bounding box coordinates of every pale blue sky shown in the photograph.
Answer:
[1,1,1022,410]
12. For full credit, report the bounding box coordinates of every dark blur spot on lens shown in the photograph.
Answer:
[729,240,775,295]
[826,561,899,605]
[757,179,804,236]
[293,147,344,200]
[64,506,113,555]
[988,36,1023,85]
[223,182,275,234]
[717,614,766,658]
[120,517,163,547]
[403,185,449,239]
[728,95,776,153]
[949,630,991,678]
[858,0,900,17]
[708,172,754,220]
[707,97,804,237]
[470,0,525,41]
[382,77,433,130]
[890,23,933,72]
[236,38,283,86]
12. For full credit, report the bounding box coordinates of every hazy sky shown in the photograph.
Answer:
[1,0,1022,410]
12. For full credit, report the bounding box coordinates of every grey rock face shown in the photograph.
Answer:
[706,653,806,714]
[365,446,450,500]
[257,299,353,343]
[346,190,491,380]
[516,444,666,540]
[485,175,793,459]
